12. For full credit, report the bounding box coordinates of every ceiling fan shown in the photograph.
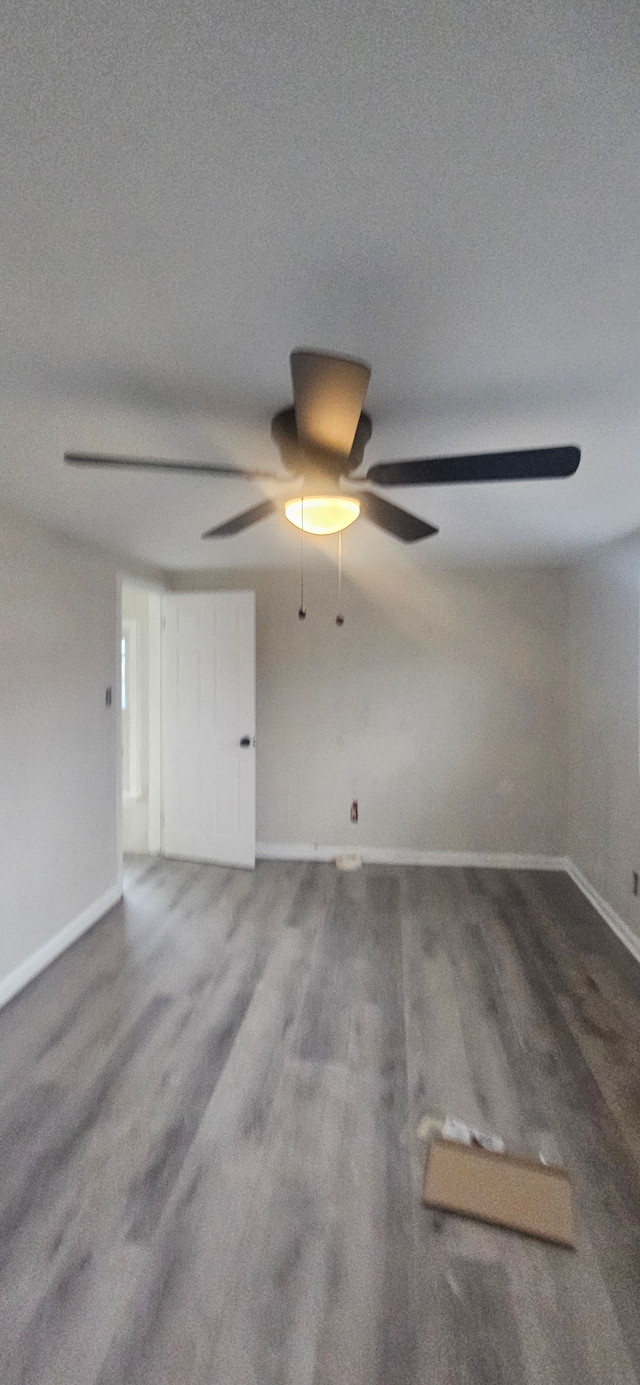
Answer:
[65,349,580,543]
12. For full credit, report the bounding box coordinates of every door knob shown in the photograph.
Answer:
[240,736,251,747]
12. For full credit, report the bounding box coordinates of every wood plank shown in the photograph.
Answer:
[461,867,640,1383]
[0,859,639,1384]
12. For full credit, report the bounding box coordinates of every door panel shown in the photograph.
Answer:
[161,591,256,868]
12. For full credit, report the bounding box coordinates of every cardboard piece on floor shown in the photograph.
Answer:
[422,1137,576,1248]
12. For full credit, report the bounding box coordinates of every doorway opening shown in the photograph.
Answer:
[121,582,162,856]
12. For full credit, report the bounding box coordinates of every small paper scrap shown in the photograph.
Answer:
[441,1115,506,1154]
[416,1112,505,1154]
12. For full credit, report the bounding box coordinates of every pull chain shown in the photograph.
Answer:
[336,529,344,625]
[298,498,306,619]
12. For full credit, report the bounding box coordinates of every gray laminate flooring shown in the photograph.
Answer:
[1,858,640,1384]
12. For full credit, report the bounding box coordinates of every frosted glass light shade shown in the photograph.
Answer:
[284,495,360,535]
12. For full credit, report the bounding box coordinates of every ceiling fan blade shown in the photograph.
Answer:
[202,499,277,538]
[290,349,371,457]
[366,445,580,487]
[358,491,438,542]
[64,452,284,480]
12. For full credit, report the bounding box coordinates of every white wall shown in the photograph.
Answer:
[8,495,638,997]
[173,563,569,857]
[8,491,619,1006]
[0,504,162,1000]
[122,584,150,853]
[567,535,640,947]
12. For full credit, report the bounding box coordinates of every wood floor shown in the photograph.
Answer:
[1,859,640,1384]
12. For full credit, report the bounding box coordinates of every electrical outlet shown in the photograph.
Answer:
[633,871,639,897]
[350,800,358,824]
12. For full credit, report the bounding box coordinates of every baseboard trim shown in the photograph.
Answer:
[0,879,123,1012]
[256,842,566,871]
[563,858,640,967]
[3,859,636,1011]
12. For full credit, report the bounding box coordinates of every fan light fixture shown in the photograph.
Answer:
[284,495,360,535]
[64,347,581,553]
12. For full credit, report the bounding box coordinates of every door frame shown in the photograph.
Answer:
[121,617,141,800]
[116,573,165,874]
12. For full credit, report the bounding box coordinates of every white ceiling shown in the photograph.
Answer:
[0,0,639,569]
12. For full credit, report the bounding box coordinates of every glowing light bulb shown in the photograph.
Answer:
[284,495,360,535]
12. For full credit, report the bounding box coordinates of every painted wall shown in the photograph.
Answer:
[0,505,121,985]
[0,504,163,997]
[173,563,569,857]
[567,535,640,947]
[0,498,576,1002]
[122,584,150,853]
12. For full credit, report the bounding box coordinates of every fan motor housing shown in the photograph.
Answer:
[271,406,372,478]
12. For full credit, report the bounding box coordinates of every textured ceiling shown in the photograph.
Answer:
[0,0,639,568]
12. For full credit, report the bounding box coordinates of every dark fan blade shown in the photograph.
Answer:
[202,499,277,538]
[64,452,284,480]
[366,445,580,487]
[358,491,438,542]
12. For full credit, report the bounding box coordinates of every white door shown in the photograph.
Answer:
[161,591,256,868]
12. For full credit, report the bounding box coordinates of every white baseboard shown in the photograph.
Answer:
[3,857,636,1015]
[256,842,566,871]
[563,858,640,967]
[0,879,123,1012]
